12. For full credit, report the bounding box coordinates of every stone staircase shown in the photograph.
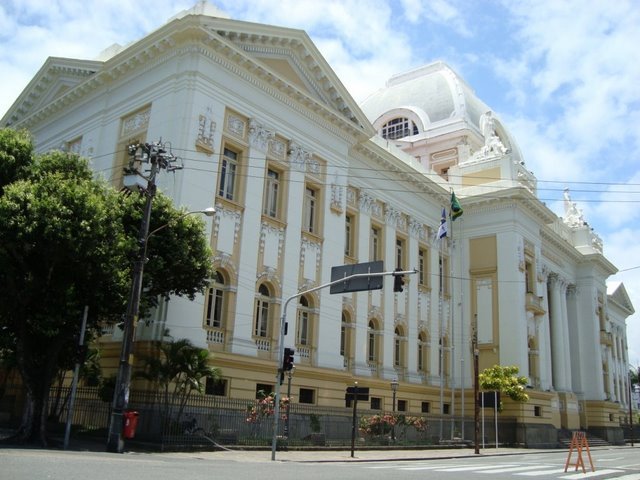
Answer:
[558,429,610,448]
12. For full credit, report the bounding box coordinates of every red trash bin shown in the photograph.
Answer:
[123,410,139,439]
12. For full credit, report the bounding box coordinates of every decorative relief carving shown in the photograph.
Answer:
[330,173,344,214]
[256,266,282,292]
[371,200,384,220]
[358,191,374,215]
[226,114,246,139]
[269,138,286,160]
[288,141,311,172]
[248,119,274,151]
[385,205,401,228]
[66,137,82,154]
[307,157,320,175]
[409,217,424,239]
[346,186,358,208]
[121,108,150,136]
[212,252,237,278]
[196,107,216,154]
[369,306,381,319]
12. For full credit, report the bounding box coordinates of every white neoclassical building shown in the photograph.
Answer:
[2,2,634,446]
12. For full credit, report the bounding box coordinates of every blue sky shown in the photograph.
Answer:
[1,0,639,365]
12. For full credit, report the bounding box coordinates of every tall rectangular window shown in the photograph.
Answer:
[297,310,309,345]
[395,237,405,269]
[218,147,238,201]
[370,226,380,261]
[344,213,354,257]
[205,287,223,328]
[303,185,317,233]
[263,168,280,218]
[418,248,426,286]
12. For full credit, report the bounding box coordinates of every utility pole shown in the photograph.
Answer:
[106,142,182,453]
[473,314,480,454]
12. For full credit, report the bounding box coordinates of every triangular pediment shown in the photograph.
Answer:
[608,282,635,316]
[2,57,102,126]
[204,17,375,137]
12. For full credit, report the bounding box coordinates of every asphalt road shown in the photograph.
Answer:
[1,446,639,480]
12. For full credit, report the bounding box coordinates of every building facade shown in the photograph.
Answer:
[2,2,634,445]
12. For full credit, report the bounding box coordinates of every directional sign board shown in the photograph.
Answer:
[478,391,500,408]
[345,386,369,401]
[330,261,384,294]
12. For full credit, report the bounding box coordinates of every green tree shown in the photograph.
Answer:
[0,128,213,445]
[135,336,221,425]
[479,365,529,412]
[0,128,32,195]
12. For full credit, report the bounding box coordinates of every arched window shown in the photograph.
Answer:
[381,117,419,140]
[254,284,271,338]
[204,271,225,328]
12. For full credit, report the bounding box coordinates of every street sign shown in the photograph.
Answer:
[330,261,384,294]
[345,386,369,401]
[478,391,500,408]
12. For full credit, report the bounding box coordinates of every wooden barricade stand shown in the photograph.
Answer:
[564,431,595,473]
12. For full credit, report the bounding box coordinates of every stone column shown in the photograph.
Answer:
[548,274,568,391]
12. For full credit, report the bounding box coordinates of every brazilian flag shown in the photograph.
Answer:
[451,191,463,221]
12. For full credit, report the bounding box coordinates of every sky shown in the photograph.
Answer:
[1,0,639,366]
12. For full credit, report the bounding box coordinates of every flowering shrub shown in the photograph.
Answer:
[358,414,397,436]
[359,414,428,437]
[400,415,428,432]
[245,390,289,423]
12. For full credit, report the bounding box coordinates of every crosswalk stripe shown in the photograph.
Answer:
[610,474,640,480]
[479,465,552,474]
[517,468,569,476]
[558,469,623,479]
[435,465,518,472]
[398,465,454,471]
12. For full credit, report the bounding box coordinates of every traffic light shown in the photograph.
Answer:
[283,347,295,371]
[393,268,405,292]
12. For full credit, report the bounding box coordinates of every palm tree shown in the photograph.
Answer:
[135,337,221,426]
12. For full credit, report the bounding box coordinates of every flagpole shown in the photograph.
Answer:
[460,217,465,440]
[449,191,465,440]
[450,209,455,440]
[439,234,444,442]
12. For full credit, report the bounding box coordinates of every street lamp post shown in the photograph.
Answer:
[284,366,295,439]
[106,200,215,453]
[390,379,398,442]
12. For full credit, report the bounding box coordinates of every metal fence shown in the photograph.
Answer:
[0,384,519,451]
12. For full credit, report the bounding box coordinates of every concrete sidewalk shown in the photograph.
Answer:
[167,446,570,463]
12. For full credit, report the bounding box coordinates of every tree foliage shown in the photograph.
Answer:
[0,128,213,446]
[479,365,530,411]
[135,336,220,424]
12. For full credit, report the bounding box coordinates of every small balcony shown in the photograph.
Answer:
[525,292,546,315]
